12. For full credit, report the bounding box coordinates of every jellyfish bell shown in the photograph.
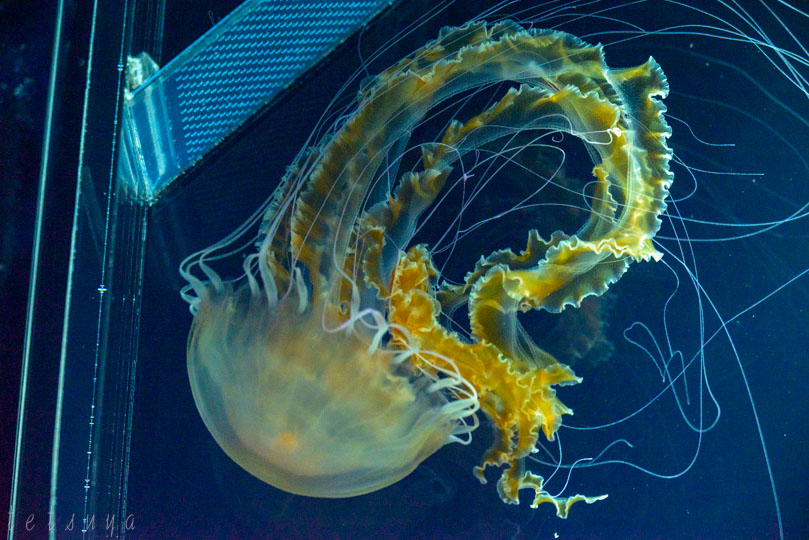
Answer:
[180,198,483,498]
[183,271,468,498]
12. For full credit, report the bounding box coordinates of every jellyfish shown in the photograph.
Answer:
[179,18,673,519]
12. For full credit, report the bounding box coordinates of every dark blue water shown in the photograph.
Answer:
[121,1,809,538]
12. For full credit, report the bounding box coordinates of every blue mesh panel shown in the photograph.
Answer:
[122,0,392,200]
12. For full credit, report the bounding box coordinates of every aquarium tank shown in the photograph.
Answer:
[10,0,809,538]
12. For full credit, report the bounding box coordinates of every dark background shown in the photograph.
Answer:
[0,0,54,533]
[0,0,239,533]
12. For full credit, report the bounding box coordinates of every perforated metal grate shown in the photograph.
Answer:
[122,0,393,200]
